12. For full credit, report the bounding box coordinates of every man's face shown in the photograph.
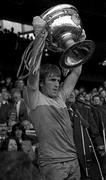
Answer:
[15,129,22,138]
[17,80,24,89]
[93,96,101,105]
[2,91,9,101]
[68,91,76,103]
[100,90,106,98]
[41,74,60,98]
[13,92,21,103]
[22,120,31,130]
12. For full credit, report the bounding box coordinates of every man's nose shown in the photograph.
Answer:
[55,81,59,87]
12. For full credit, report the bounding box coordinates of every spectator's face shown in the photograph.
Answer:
[2,91,10,101]
[78,94,85,101]
[79,87,85,93]
[92,88,97,93]
[23,120,31,130]
[100,90,106,98]
[15,129,22,138]
[92,96,101,105]
[98,87,103,92]
[8,139,17,151]
[85,94,91,101]
[13,92,21,103]
[67,91,76,103]
[17,80,24,89]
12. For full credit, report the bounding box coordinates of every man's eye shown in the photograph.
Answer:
[51,79,56,81]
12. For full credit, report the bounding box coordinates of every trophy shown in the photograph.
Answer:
[17,4,95,78]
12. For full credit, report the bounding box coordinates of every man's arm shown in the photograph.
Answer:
[23,16,47,110]
[61,65,82,100]
[60,29,86,100]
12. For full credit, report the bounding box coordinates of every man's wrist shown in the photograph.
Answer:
[27,76,37,91]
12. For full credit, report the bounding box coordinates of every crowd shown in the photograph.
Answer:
[0,77,38,164]
[0,73,106,180]
[66,83,106,179]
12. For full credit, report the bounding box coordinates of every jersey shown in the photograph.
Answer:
[29,91,77,167]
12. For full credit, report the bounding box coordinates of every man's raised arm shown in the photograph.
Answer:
[23,16,47,110]
[61,65,82,100]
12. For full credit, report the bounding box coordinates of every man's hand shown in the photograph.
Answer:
[28,16,48,75]
[32,16,47,37]
[79,29,86,41]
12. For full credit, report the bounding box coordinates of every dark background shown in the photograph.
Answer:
[0,0,106,90]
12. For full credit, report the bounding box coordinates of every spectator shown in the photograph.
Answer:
[2,88,11,104]
[0,122,35,160]
[22,120,33,131]
[84,93,92,105]
[99,89,106,105]
[22,120,38,149]
[0,90,12,125]
[0,122,25,151]
[11,88,28,123]
[91,94,101,106]
[15,78,26,98]
[5,76,13,92]
[91,88,98,96]
[66,91,104,179]
[91,96,106,179]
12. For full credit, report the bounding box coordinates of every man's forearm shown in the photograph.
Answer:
[63,65,82,97]
[27,73,39,90]
[26,16,47,90]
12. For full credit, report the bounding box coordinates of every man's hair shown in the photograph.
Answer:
[91,94,100,101]
[40,63,61,84]
[0,151,41,180]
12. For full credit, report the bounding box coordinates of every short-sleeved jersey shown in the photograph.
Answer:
[30,91,77,167]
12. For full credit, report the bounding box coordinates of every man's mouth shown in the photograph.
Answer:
[53,89,58,92]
